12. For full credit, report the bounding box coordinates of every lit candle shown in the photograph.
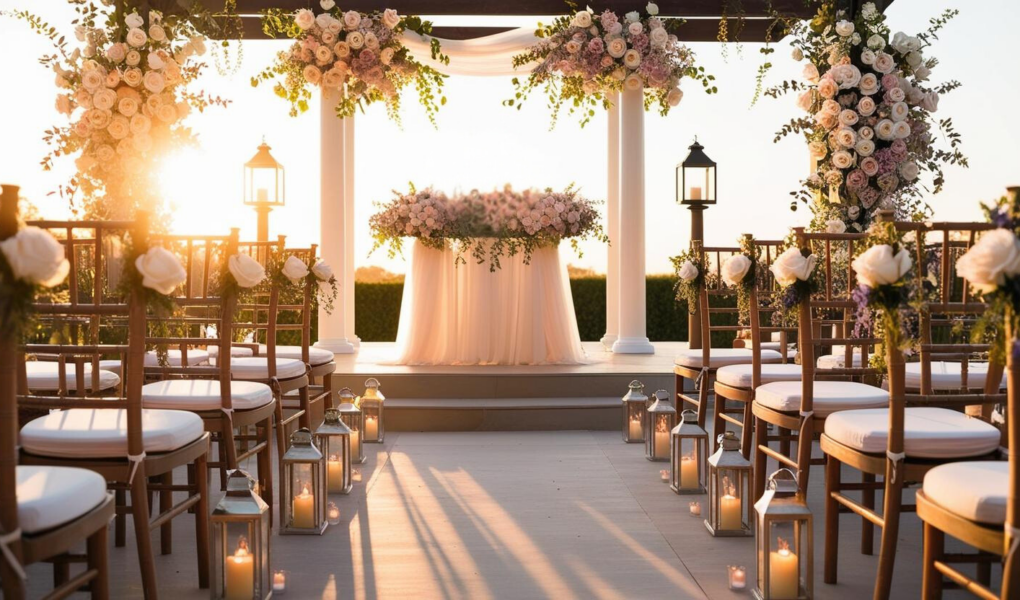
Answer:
[680,453,699,489]
[327,454,343,493]
[769,538,800,599]
[292,485,315,528]
[719,476,742,530]
[352,467,362,483]
[257,188,268,203]
[327,501,341,525]
[654,420,669,457]
[272,570,286,594]
[660,469,670,482]
[689,501,701,516]
[628,417,642,440]
[728,565,747,590]
[225,537,254,600]
[365,415,378,441]
[350,429,360,460]
[690,186,702,201]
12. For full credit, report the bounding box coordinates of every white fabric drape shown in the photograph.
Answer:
[400,28,540,77]
[391,239,588,365]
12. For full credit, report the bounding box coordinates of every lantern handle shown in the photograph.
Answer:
[767,468,799,490]
[679,409,698,424]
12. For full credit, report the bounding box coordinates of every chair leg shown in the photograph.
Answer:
[297,385,312,430]
[739,400,753,460]
[824,454,841,584]
[778,426,791,460]
[713,395,726,453]
[53,560,70,588]
[159,471,173,556]
[697,376,710,430]
[129,471,159,599]
[87,519,110,599]
[257,415,274,528]
[753,416,768,504]
[976,551,992,586]
[861,471,876,555]
[795,418,813,494]
[115,488,126,548]
[921,522,944,599]
[874,471,904,600]
[222,416,240,471]
[195,451,211,590]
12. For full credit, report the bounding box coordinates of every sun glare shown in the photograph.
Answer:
[159,148,250,237]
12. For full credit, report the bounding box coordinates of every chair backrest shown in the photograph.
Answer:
[739,235,797,389]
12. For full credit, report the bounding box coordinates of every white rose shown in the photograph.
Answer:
[860,49,876,65]
[315,45,333,64]
[607,38,627,58]
[623,48,642,69]
[921,91,939,112]
[133,246,186,295]
[343,10,361,30]
[347,31,365,49]
[143,70,165,94]
[898,161,919,181]
[315,13,333,31]
[914,65,931,81]
[956,229,1020,293]
[826,219,847,234]
[838,109,859,127]
[836,127,856,148]
[126,50,141,66]
[147,51,165,70]
[650,27,668,47]
[125,12,144,28]
[148,25,166,42]
[721,255,752,287]
[311,259,333,281]
[853,244,912,288]
[875,119,895,140]
[867,34,886,50]
[646,2,659,15]
[130,113,151,135]
[572,11,592,28]
[770,247,818,286]
[666,88,683,107]
[791,48,804,61]
[107,115,130,139]
[905,51,923,68]
[802,63,819,83]
[0,227,70,287]
[92,88,116,111]
[892,120,911,139]
[623,74,643,91]
[678,261,698,282]
[890,101,909,122]
[294,9,315,30]
[831,150,853,170]
[625,11,640,22]
[855,139,875,157]
[106,43,126,63]
[887,86,905,103]
[380,47,395,65]
[281,255,310,285]
[857,95,877,115]
[873,52,895,74]
[628,22,643,35]
[835,20,855,37]
[228,253,266,288]
[126,28,147,48]
[190,36,207,56]
[382,9,401,29]
[320,0,336,9]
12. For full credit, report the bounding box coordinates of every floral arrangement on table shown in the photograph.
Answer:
[10,2,232,219]
[721,236,759,325]
[369,184,607,271]
[957,190,1020,362]
[506,2,716,128]
[0,225,71,341]
[254,2,448,126]
[767,1,967,233]
[670,246,704,314]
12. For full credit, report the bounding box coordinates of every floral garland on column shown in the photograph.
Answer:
[507,3,716,128]
[254,2,448,126]
[767,2,967,233]
[9,2,232,219]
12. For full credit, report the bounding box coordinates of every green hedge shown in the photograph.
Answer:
[349,276,736,344]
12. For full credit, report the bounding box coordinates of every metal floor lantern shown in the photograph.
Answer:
[315,408,353,495]
[671,408,708,494]
[753,469,813,600]
[622,380,648,443]
[705,431,752,537]
[337,387,365,464]
[645,390,677,461]
[359,377,385,443]
[211,470,271,600]
[281,428,328,535]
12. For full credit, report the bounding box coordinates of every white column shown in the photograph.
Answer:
[600,90,621,350]
[343,113,359,348]
[612,86,654,355]
[315,90,355,354]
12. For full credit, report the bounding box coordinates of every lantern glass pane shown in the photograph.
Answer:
[326,437,345,494]
[684,166,715,202]
[249,167,279,205]
[222,522,257,600]
[716,468,744,531]
[625,402,643,441]
[675,439,700,491]
[364,406,380,442]
[346,416,362,461]
[290,463,315,528]
[763,521,802,599]
[652,415,670,457]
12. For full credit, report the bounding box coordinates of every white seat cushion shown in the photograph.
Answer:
[142,380,274,411]
[824,407,1001,459]
[205,345,255,358]
[674,348,782,369]
[923,461,1007,525]
[716,364,803,388]
[98,359,122,376]
[817,350,865,370]
[145,349,209,367]
[20,408,205,458]
[25,362,120,392]
[230,357,306,381]
[17,466,108,534]
[905,362,1006,391]
[755,381,888,417]
[259,345,334,366]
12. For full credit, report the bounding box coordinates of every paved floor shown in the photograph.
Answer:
[24,428,967,599]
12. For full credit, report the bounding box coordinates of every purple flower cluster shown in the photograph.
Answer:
[851,285,874,338]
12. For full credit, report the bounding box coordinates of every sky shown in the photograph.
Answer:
[1,0,1018,275]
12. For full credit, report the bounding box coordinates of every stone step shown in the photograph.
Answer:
[385,397,623,432]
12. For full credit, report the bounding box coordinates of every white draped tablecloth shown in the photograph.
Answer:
[391,239,588,365]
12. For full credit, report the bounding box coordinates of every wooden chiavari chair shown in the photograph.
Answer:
[751,228,889,504]
[674,242,787,448]
[138,230,275,514]
[0,185,115,599]
[820,220,1004,600]
[16,213,211,599]
[712,235,800,459]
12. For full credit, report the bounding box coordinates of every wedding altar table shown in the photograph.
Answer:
[391,239,588,365]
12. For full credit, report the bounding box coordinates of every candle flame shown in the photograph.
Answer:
[776,536,791,553]
[722,475,736,497]
[232,535,250,559]
[656,418,669,433]
[329,453,339,462]
[300,485,310,497]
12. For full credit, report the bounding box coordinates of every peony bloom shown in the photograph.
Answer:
[853,244,912,288]
[228,253,266,288]
[678,261,698,281]
[860,49,876,65]
[770,247,818,286]
[134,246,186,294]
[0,227,70,287]
[956,229,1020,293]
[721,254,752,287]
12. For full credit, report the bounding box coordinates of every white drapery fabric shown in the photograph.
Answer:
[400,28,540,77]
[391,239,588,365]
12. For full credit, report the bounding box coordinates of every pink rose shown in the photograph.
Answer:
[846,169,869,191]
[881,74,899,91]
[860,157,880,177]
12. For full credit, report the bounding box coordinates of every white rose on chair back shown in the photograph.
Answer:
[770,247,818,286]
[229,253,266,288]
[851,244,912,288]
[0,226,70,288]
[955,229,1020,293]
[721,254,752,287]
[311,259,333,281]
[135,246,186,294]
[678,261,699,281]
[282,256,310,285]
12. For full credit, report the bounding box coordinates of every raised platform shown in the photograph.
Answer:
[332,341,683,431]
